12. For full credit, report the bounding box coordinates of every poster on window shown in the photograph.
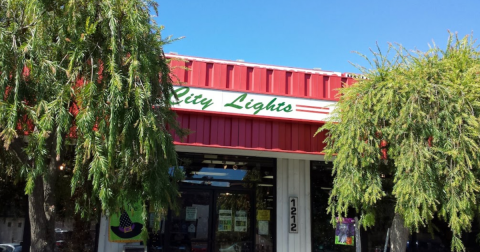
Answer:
[335,218,355,246]
[185,207,197,221]
[193,204,210,239]
[258,221,269,235]
[234,210,247,232]
[257,210,270,221]
[218,210,232,232]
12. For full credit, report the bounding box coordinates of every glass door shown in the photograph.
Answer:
[214,191,253,252]
[168,191,212,252]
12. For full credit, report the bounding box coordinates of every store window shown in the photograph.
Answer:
[311,162,457,252]
[311,161,354,252]
[147,153,276,252]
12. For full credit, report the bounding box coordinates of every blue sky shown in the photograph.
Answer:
[156,0,479,73]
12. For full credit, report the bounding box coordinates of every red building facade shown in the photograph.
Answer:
[169,54,354,154]
[98,54,356,252]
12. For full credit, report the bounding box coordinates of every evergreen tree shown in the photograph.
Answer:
[0,1,185,251]
[319,34,480,252]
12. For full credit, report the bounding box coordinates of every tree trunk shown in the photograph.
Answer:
[389,213,409,252]
[29,176,53,252]
[355,216,362,252]
[22,193,31,251]
[29,155,59,252]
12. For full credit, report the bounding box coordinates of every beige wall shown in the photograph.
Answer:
[0,217,25,243]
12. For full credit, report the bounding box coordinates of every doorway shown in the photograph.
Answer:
[148,153,276,252]
[165,189,254,252]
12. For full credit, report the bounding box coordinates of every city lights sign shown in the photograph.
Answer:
[170,86,336,122]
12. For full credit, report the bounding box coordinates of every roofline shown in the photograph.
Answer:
[165,53,344,77]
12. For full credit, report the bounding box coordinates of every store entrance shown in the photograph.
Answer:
[167,189,254,252]
[148,152,276,252]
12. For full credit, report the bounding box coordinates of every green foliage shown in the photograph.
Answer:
[0,0,185,240]
[318,34,480,251]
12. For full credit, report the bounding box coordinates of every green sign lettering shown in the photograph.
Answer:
[172,87,214,110]
[225,93,247,109]
[224,93,293,115]
[172,88,295,115]
[171,86,189,105]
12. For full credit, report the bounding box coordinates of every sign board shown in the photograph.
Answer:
[234,210,248,232]
[171,86,336,122]
[335,218,355,246]
[258,220,269,235]
[185,207,197,221]
[289,197,298,233]
[257,210,270,221]
[109,202,144,243]
[218,209,232,232]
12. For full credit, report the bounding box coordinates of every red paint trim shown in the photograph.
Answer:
[174,142,327,156]
[296,109,329,115]
[167,54,341,76]
[296,104,330,110]
[172,108,328,124]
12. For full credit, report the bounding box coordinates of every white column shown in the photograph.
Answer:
[276,158,312,252]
